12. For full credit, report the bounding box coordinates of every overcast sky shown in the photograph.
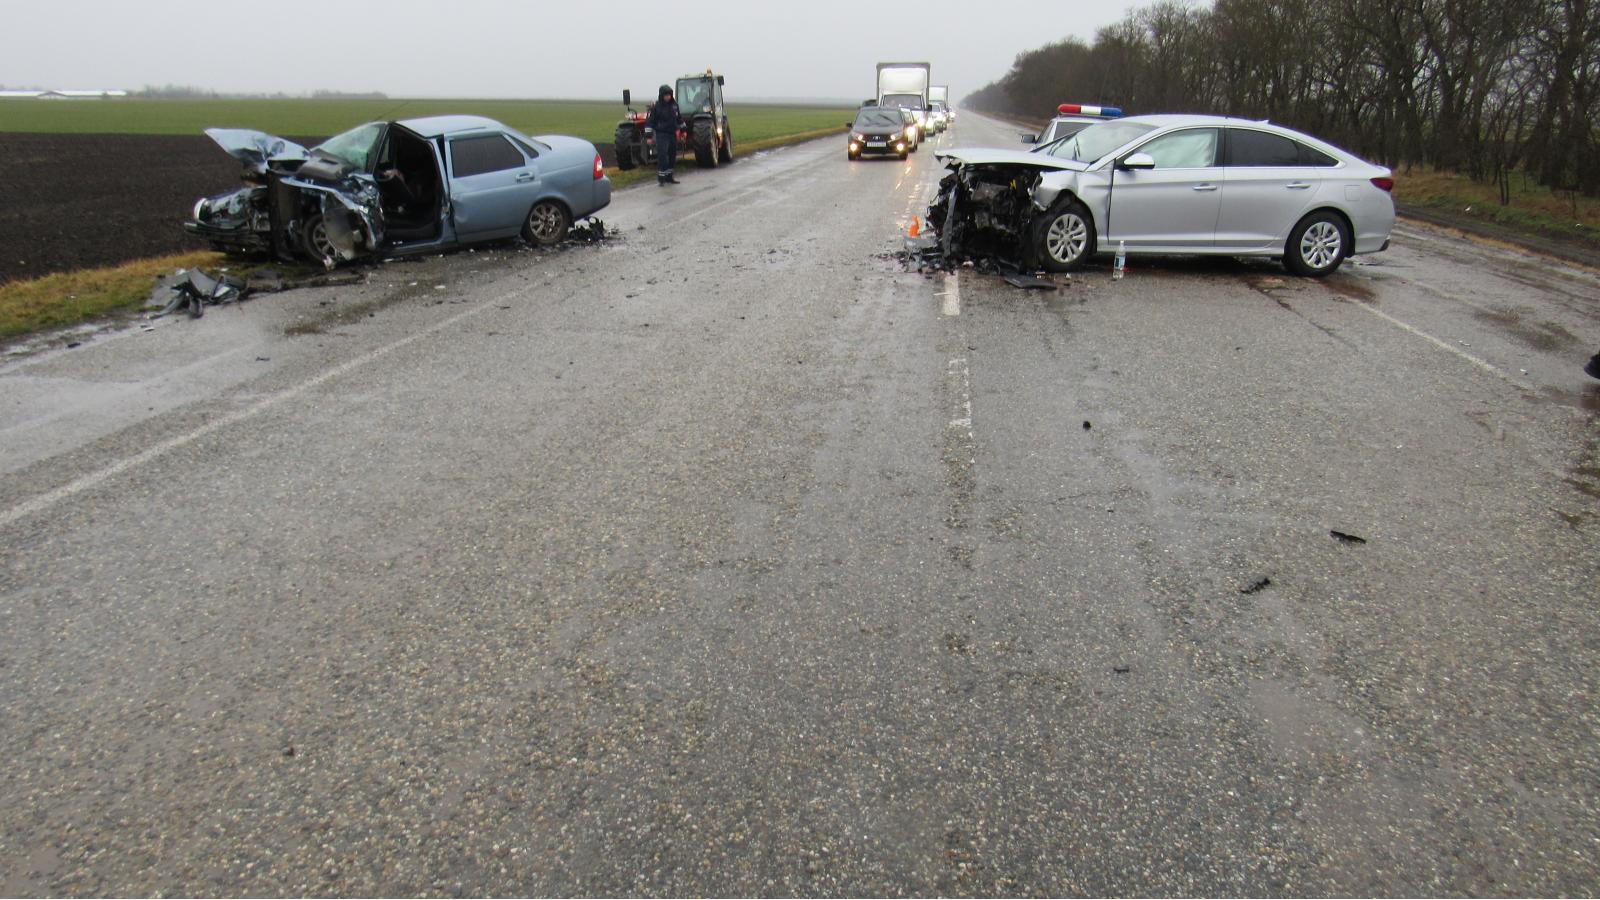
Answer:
[0,0,1145,103]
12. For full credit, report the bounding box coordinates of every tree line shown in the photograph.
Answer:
[963,0,1598,198]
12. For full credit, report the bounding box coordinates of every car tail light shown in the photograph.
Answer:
[593,153,604,180]
[1370,176,1394,192]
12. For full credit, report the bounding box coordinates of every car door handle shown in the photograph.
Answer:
[1192,184,1218,192]
[515,172,535,183]
[1286,182,1312,189]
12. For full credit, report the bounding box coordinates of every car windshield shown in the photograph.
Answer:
[1043,120,1094,143]
[676,78,713,113]
[880,94,922,110]
[1045,120,1156,162]
[313,122,385,170]
[854,110,903,129]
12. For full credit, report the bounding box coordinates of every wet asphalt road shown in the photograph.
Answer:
[2,113,1598,896]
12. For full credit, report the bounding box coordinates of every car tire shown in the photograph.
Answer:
[848,150,859,161]
[1030,199,1095,272]
[523,200,570,247]
[898,147,909,160]
[717,121,733,163]
[1284,210,1349,277]
[300,214,338,266]
[693,119,717,168]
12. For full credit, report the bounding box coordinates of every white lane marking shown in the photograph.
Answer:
[0,289,521,530]
[948,356,973,433]
[940,272,961,317]
[1346,300,1533,392]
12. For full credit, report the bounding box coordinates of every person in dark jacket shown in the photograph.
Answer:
[647,84,681,185]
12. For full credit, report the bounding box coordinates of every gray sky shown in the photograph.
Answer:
[0,0,1145,103]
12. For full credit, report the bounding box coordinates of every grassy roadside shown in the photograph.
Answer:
[1,124,847,345]
[0,251,225,342]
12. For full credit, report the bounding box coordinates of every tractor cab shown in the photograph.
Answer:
[675,71,726,120]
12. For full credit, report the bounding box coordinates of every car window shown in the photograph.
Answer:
[314,122,385,170]
[1046,120,1156,163]
[450,135,526,178]
[1299,143,1338,166]
[854,110,902,128]
[1044,120,1093,144]
[1227,129,1302,166]
[507,135,542,159]
[1134,128,1219,168]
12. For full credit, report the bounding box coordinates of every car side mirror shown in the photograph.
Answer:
[623,89,631,107]
[717,75,725,86]
[845,121,854,128]
[1021,133,1037,143]
[1119,152,1156,170]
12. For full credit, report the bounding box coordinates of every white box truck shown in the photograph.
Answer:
[876,62,932,139]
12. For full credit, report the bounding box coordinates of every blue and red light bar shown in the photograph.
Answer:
[1058,103,1122,117]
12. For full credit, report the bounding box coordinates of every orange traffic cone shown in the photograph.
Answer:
[909,216,921,238]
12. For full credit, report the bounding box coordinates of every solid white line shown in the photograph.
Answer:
[940,272,961,317]
[1346,301,1532,392]
[0,288,522,530]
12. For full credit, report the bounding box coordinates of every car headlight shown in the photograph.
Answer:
[905,126,916,138]
[852,132,865,141]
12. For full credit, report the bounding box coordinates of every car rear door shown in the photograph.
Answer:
[1104,127,1222,250]
[1215,128,1330,249]
[447,132,536,239]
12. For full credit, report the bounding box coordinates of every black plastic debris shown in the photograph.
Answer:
[563,218,612,245]
[1330,530,1368,545]
[1004,273,1059,290]
[1585,352,1600,379]
[1239,576,1272,594]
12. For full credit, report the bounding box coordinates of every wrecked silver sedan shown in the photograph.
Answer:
[931,114,1394,277]
[185,115,611,266]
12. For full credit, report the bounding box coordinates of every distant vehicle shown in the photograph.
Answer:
[929,85,951,132]
[847,107,911,160]
[928,101,950,133]
[1024,103,1123,146]
[896,107,921,153]
[185,116,610,265]
[877,62,931,140]
[933,114,1395,277]
[613,70,733,170]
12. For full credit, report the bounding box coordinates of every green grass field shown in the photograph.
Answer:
[0,97,850,147]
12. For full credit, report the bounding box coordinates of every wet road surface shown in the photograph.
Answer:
[2,113,1598,896]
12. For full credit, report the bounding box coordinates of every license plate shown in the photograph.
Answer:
[867,140,885,146]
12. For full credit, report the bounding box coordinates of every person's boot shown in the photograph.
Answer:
[657,173,667,186]
[666,172,679,184]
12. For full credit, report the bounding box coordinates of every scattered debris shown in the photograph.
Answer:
[1004,273,1060,290]
[1112,665,1131,674]
[1239,576,1272,594]
[65,341,82,349]
[155,268,249,318]
[1082,420,1092,430]
[1330,530,1368,545]
[1586,352,1600,379]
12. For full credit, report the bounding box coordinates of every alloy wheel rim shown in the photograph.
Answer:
[530,205,562,241]
[1047,214,1087,263]
[308,222,337,261]
[1301,221,1342,269]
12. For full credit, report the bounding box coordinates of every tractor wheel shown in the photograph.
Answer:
[692,118,717,168]
[613,125,638,171]
[717,120,733,163]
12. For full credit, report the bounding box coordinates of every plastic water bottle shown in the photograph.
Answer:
[1112,241,1126,280]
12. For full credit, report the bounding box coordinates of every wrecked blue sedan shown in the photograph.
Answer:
[185,115,611,266]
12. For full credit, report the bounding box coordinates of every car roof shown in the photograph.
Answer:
[394,115,506,138]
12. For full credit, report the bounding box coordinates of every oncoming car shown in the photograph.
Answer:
[934,114,1395,277]
[185,115,611,266]
[848,107,911,160]
[1023,103,1122,146]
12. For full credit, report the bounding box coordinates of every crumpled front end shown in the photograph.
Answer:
[928,161,1047,268]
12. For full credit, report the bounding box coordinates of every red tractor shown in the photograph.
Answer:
[613,70,733,170]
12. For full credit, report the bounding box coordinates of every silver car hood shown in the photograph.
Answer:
[203,128,309,174]
[935,147,1088,171]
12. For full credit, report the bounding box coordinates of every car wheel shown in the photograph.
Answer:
[848,150,859,161]
[898,147,909,160]
[523,200,570,247]
[300,214,339,266]
[717,121,733,163]
[1031,199,1095,272]
[1284,210,1349,277]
